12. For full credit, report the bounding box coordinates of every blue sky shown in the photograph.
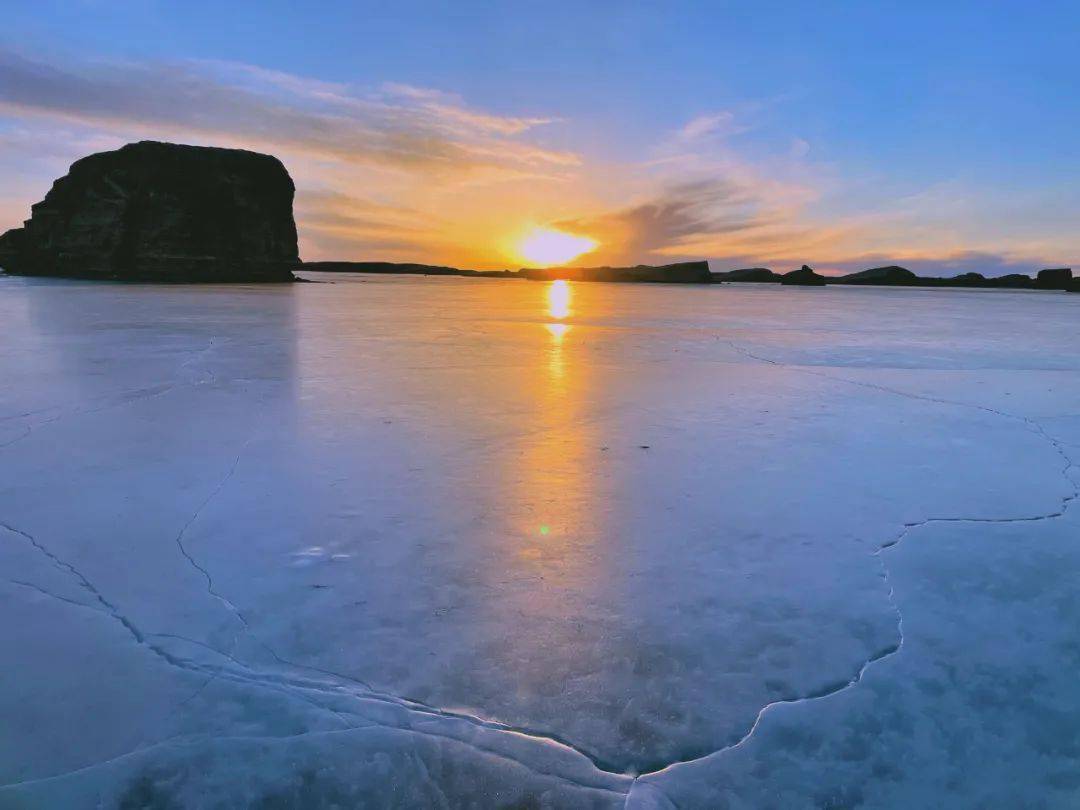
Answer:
[2,1,1077,272]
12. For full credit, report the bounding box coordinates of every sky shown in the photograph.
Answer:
[1,1,1078,274]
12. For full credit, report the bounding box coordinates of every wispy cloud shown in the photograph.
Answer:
[554,179,775,264]
[294,189,464,261]
[0,48,578,181]
[677,111,739,141]
[380,82,557,136]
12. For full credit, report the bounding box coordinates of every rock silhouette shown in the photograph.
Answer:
[1036,268,1073,290]
[302,261,516,278]
[0,141,298,282]
[519,261,712,283]
[993,274,1037,288]
[301,260,711,283]
[714,267,783,283]
[781,265,827,286]
[835,265,918,285]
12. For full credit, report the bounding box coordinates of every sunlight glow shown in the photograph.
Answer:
[517,227,598,267]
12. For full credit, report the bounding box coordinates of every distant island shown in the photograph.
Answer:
[0,141,1075,292]
[303,260,712,284]
[301,261,518,279]
[304,259,1076,291]
[713,263,1077,291]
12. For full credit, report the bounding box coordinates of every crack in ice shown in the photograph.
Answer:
[0,338,225,453]
[171,442,249,618]
[613,340,1078,798]
[0,385,176,451]
[0,479,626,794]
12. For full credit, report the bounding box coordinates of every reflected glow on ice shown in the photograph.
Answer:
[547,279,571,319]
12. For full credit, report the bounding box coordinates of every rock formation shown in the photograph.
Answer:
[993,274,1036,288]
[835,265,918,285]
[714,267,783,283]
[1036,268,1073,290]
[711,263,1073,290]
[0,141,299,282]
[780,265,827,286]
[520,261,712,284]
[302,261,465,276]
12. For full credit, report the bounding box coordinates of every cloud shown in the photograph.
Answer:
[380,82,556,136]
[0,48,578,182]
[547,147,845,268]
[549,170,1067,277]
[294,189,460,261]
[678,112,739,141]
[554,179,778,264]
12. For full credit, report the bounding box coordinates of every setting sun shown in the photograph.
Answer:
[517,227,598,267]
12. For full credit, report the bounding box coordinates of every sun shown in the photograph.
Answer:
[516,227,598,267]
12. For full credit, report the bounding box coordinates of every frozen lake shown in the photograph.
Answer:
[1,273,1078,808]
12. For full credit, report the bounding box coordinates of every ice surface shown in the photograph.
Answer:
[0,275,1077,807]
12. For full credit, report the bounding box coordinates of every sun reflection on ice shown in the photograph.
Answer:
[545,281,572,378]
[547,279,571,319]
[545,322,570,340]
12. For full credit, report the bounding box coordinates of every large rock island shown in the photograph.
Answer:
[0,141,299,282]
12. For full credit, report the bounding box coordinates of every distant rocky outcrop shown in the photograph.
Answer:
[0,141,299,282]
[835,265,918,285]
[919,272,1039,289]
[818,266,1078,290]
[300,260,709,283]
[1036,268,1073,290]
[713,267,783,283]
[993,274,1036,288]
[520,261,712,284]
[780,265,827,286]
[302,261,467,276]
[302,261,517,279]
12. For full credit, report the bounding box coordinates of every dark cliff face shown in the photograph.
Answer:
[0,141,299,282]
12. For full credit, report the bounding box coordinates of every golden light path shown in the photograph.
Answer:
[517,227,598,267]
[547,279,571,319]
